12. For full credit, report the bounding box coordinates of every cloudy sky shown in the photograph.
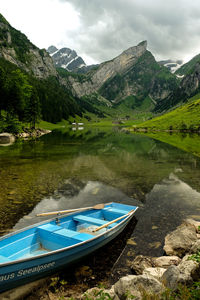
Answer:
[1,0,200,64]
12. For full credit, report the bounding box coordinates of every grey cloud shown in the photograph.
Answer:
[60,0,200,63]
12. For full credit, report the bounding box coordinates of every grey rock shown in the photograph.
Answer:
[161,265,181,289]
[143,267,166,280]
[161,258,200,290]
[0,133,15,146]
[114,274,164,300]
[164,223,197,257]
[131,255,154,275]
[153,256,181,268]
[184,219,200,233]
[190,240,200,253]
[179,254,200,281]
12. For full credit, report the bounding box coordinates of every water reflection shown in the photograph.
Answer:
[111,171,200,279]
[0,128,200,244]
[14,180,140,230]
[1,128,200,285]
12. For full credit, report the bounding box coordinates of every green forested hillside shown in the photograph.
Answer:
[135,96,200,131]
[175,53,200,76]
[0,13,83,133]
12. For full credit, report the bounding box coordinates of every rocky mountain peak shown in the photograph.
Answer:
[47,46,86,72]
[47,45,58,55]
[112,41,147,72]
[122,40,147,56]
[66,40,174,101]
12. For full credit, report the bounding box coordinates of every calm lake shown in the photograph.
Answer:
[0,127,200,277]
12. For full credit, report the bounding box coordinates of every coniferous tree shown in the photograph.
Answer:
[7,70,32,120]
[25,88,41,129]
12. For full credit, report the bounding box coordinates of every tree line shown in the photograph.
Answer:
[0,58,82,133]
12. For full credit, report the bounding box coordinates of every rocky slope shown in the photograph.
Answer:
[64,41,178,108]
[175,53,200,77]
[84,219,200,300]
[0,14,56,78]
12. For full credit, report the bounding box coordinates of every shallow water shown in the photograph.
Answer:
[0,127,200,273]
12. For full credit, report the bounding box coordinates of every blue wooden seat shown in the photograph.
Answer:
[38,224,93,242]
[54,228,93,241]
[103,208,128,215]
[55,228,78,237]
[38,224,61,232]
[73,215,116,228]
[73,215,107,225]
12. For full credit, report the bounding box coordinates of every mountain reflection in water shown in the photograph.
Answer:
[14,170,200,261]
[0,128,200,261]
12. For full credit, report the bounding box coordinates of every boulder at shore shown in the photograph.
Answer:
[0,132,15,146]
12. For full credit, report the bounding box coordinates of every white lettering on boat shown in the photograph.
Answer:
[17,262,56,277]
[0,262,55,282]
[0,273,15,281]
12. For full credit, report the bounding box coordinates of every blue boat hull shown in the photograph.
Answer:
[0,202,138,292]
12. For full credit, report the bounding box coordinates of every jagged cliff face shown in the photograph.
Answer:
[155,57,200,112]
[180,63,200,96]
[66,41,178,105]
[0,17,57,78]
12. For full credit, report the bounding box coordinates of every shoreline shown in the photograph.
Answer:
[1,218,200,299]
[0,129,51,146]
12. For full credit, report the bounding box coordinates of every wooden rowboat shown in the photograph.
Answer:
[0,202,138,292]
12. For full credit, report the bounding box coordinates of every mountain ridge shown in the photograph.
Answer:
[62,41,178,112]
[1,12,200,126]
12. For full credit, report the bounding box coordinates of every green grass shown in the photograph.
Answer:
[134,97,200,131]
[38,120,70,130]
[188,251,200,263]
